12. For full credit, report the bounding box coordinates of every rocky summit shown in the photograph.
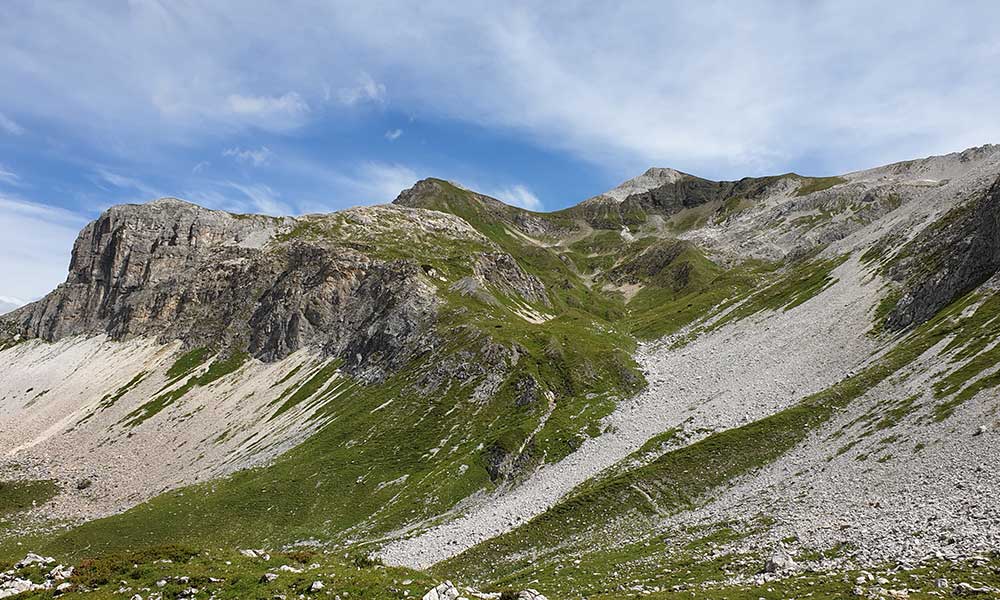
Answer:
[3,145,1000,599]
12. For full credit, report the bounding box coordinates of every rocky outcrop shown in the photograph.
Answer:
[472,253,550,307]
[422,581,460,600]
[571,173,792,230]
[884,175,1000,330]
[605,239,701,290]
[1,199,444,382]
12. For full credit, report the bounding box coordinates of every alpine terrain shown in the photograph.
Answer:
[3,145,1000,599]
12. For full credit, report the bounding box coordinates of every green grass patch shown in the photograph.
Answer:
[97,371,149,411]
[6,545,432,600]
[166,347,212,380]
[270,360,342,419]
[124,352,250,428]
[0,479,59,518]
[794,175,847,196]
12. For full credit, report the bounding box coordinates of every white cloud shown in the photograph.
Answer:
[3,3,1000,179]
[227,92,308,117]
[192,161,211,174]
[0,195,88,301]
[492,184,542,211]
[338,72,386,105]
[225,182,291,215]
[223,146,273,166]
[94,168,161,200]
[316,3,1000,176]
[225,92,309,130]
[352,162,418,202]
[0,164,19,186]
[384,128,403,141]
[0,112,23,135]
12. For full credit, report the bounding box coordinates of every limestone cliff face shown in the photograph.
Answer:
[3,199,444,382]
[885,175,1000,330]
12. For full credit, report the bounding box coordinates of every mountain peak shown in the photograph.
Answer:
[392,178,453,208]
[147,196,199,208]
[593,167,690,203]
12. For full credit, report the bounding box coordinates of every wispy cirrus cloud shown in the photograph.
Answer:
[225,92,309,131]
[341,162,418,203]
[93,168,161,200]
[384,128,403,141]
[0,112,23,135]
[0,295,26,314]
[336,72,386,106]
[223,146,273,166]
[0,195,88,300]
[224,182,291,215]
[491,184,542,211]
[0,164,20,186]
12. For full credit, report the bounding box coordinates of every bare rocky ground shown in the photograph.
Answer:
[669,303,1000,576]
[0,337,332,525]
[379,257,878,568]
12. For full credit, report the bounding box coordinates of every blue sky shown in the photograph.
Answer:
[2,1,1000,302]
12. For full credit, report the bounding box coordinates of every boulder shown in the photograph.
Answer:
[763,546,797,573]
[15,553,54,568]
[423,581,461,600]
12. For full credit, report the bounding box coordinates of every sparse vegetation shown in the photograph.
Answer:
[794,175,847,196]
[124,351,250,428]
[0,479,59,519]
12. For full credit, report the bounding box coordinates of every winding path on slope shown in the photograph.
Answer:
[379,258,877,569]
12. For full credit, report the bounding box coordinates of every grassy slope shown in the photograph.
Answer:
[0,479,59,529]
[5,545,435,600]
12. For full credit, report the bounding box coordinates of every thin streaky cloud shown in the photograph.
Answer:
[338,72,387,106]
[0,164,19,186]
[0,112,23,135]
[223,146,273,166]
[491,184,542,211]
[94,168,162,200]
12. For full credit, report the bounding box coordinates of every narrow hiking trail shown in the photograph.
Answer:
[379,257,878,568]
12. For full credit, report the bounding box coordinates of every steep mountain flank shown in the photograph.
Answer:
[566,170,847,231]
[3,199,545,383]
[882,174,1000,329]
